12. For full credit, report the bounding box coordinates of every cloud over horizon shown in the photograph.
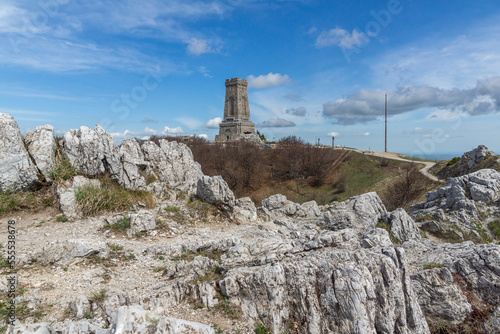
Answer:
[322,77,500,125]
[258,118,296,128]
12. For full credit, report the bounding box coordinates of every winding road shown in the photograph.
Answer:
[353,149,443,182]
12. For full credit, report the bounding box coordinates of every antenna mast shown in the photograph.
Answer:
[385,94,388,153]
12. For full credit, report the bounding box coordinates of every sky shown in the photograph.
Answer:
[1,0,500,158]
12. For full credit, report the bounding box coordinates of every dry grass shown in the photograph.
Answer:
[75,174,155,217]
[0,187,56,217]
[50,154,77,183]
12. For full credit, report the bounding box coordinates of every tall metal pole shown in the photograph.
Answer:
[385,94,387,152]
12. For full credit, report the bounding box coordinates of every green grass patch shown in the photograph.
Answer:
[164,206,180,213]
[446,157,461,166]
[255,323,272,334]
[423,262,444,270]
[75,174,155,216]
[56,214,68,222]
[50,155,77,182]
[488,219,500,239]
[376,221,401,245]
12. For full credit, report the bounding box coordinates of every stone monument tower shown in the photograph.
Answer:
[215,78,259,142]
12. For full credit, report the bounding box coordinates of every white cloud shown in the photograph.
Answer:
[353,132,371,136]
[186,38,216,56]
[315,28,369,49]
[204,117,222,128]
[327,132,340,137]
[258,118,296,128]
[163,126,184,134]
[247,73,292,89]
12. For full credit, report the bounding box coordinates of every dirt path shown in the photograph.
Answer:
[353,149,443,182]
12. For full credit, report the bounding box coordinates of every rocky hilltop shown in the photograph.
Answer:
[430,145,500,180]
[1,113,500,334]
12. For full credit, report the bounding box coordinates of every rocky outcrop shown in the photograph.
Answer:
[110,306,215,334]
[12,305,215,334]
[404,240,500,306]
[233,197,258,223]
[34,239,110,266]
[320,192,387,232]
[410,268,471,323]
[0,112,39,191]
[412,169,500,214]
[118,138,147,190]
[196,175,235,214]
[142,139,203,194]
[220,229,430,333]
[259,194,322,221]
[24,125,57,182]
[61,125,122,180]
[382,208,421,242]
[360,228,392,248]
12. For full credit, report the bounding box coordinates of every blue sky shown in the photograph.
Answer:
[1,0,500,157]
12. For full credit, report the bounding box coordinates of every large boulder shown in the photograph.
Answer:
[196,175,235,214]
[0,113,39,191]
[320,192,387,232]
[24,125,57,182]
[34,239,110,266]
[233,197,258,223]
[141,139,204,194]
[382,208,421,242]
[61,125,122,181]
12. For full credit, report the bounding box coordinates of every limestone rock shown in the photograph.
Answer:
[109,306,215,334]
[220,242,430,333]
[0,112,39,191]
[467,145,490,169]
[61,125,122,181]
[320,192,387,232]
[119,138,147,190]
[24,125,57,182]
[298,200,322,217]
[127,210,156,237]
[141,139,203,194]
[483,305,500,334]
[382,208,421,242]
[69,295,91,320]
[196,175,235,214]
[403,241,500,306]
[233,197,257,223]
[34,239,110,266]
[360,228,393,248]
[411,169,500,215]
[259,194,301,220]
[411,268,471,323]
